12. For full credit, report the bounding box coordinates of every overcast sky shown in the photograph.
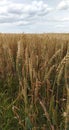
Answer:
[0,0,69,33]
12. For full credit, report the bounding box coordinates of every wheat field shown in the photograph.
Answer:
[0,33,69,130]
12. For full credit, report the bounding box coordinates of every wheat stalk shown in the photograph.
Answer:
[65,44,69,130]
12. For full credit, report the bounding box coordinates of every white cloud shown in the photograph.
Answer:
[0,0,69,33]
[50,17,69,22]
[0,0,52,25]
[57,0,69,10]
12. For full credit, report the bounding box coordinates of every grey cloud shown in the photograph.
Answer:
[8,8,23,15]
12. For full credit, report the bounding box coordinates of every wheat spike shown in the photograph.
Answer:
[57,65,64,86]
[44,64,57,81]
[47,49,61,68]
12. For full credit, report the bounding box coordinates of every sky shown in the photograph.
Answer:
[0,0,69,33]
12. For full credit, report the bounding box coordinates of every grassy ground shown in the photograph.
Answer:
[0,33,69,130]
